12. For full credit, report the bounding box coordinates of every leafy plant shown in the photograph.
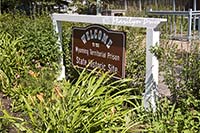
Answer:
[149,40,200,132]
[19,69,137,132]
[0,33,27,90]
[0,101,29,132]
[0,13,60,70]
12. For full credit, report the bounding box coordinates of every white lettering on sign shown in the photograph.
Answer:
[81,29,113,49]
[75,46,89,56]
[108,64,118,73]
[88,60,106,71]
[92,42,100,48]
[108,17,162,28]
[89,49,106,58]
[107,52,120,61]
[76,56,87,66]
[112,17,140,26]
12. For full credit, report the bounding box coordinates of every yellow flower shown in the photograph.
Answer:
[54,85,63,98]
[36,93,44,102]
[111,106,116,116]
[28,70,37,78]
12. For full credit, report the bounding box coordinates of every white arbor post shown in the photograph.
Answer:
[53,20,65,80]
[51,14,166,110]
[144,28,160,112]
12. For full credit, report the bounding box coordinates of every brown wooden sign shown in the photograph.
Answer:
[72,24,126,78]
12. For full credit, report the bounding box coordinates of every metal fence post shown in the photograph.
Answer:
[125,0,127,11]
[52,20,66,80]
[155,0,158,9]
[194,0,197,11]
[139,0,142,11]
[96,0,101,15]
[144,28,160,112]
[188,9,192,42]
[0,0,1,15]
[173,0,175,11]
[194,0,197,32]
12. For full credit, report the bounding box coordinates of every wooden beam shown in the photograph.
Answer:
[52,13,166,29]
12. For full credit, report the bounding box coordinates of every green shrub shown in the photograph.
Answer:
[0,109,29,132]
[0,14,60,70]
[148,40,200,132]
[0,14,61,92]
[156,41,200,105]
[144,96,200,132]
[0,33,27,90]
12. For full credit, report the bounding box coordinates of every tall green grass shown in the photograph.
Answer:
[20,70,139,132]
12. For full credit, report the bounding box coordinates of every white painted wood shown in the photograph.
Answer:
[146,29,159,85]
[52,20,66,80]
[198,16,200,38]
[52,13,166,111]
[52,13,166,29]
[144,28,160,112]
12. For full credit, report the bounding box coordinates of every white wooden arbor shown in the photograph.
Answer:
[51,13,166,111]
